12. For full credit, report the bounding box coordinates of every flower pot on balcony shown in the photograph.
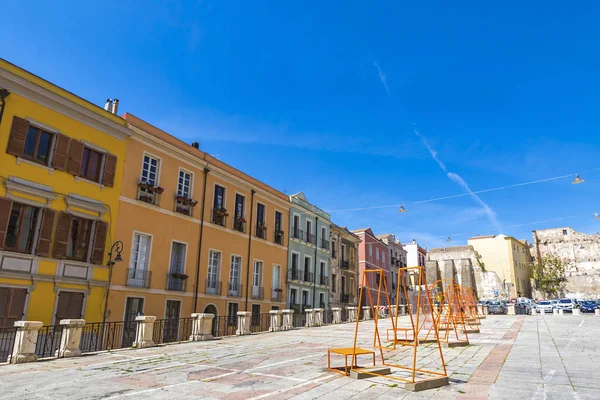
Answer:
[189,199,198,207]
[170,272,189,280]
[154,186,164,194]
[138,182,149,190]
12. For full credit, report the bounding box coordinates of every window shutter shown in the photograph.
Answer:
[8,289,27,327]
[6,116,29,157]
[55,292,70,322]
[51,134,71,171]
[36,208,56,257]
[91,221,108,265]
[0,197,13,250]
[102,153,117,187]
[69,292,85,319]
[52,213,73,259]
[67,140,84,176]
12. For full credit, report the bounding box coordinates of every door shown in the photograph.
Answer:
[252,261,262,298]
[163,300,181,342]
[251,304,261,326]
[55,291,84,323]
[293,215,300,237]
[123,297,144,346]
[130,234,151,287]
[168,242,186,291]
[0,288,27,328]
[272,265,280,290]
[302,291,308,308]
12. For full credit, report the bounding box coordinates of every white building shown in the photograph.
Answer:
[403,239,427,268]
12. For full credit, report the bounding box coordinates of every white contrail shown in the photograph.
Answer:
[414,130,447,172]
[373,61,392,98]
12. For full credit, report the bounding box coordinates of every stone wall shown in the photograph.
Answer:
[532,227,600,298]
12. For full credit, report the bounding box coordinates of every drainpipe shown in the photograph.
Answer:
[0,89,10,126]
[312,216,318,308]
[193,167,210,313]
[244,189,256,311]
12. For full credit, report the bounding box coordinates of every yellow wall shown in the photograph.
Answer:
[108,121,290,322]
[0,60,127,325]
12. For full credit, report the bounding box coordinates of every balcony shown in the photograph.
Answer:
[320,239,329,250]
[274,230,284,245]
[306,232,316,245]
[166,272,187,291]
[127,268,151,288]
[255,224,267,240]
[332,248,337,259]
[341,293,350,303]
[205,279,222,295]
[228,282,243,297]
[288,268,302,281]
[303,271,314,283]
[291,227,304,241]
[318,274,329,286]
[175,195,198,216]
[391,256,397,264]
[137,182,163,206]
[271,288,283,302]
[251,286,264,300]
[233,217,246,233]
[212,208,228,227]
[341,260,350,270]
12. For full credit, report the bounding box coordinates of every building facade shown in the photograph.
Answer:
[377,234,407,305]
[403,239,427,268]
[0,59,129,327]
[329,225,361,308]
[468,234,531,299]
[532,227,600,298]
[107,114,289,330]
[352,228,390,307]
[286,192,330,311]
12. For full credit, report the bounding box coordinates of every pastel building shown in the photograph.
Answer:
[352,228,390,307]
[329,224,361,308]
[286,192,331,311]
[377,234,407,305]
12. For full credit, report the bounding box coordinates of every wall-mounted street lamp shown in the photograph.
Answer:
[102,241,124,325]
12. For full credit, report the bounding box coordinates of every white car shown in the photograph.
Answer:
[556,298,575,311]
[536,300,554,313]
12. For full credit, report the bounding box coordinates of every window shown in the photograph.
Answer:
[304,256,311,282]
[320,261,326,285]
[124,297,144,322]
[214,185,226,209]
[341,244,347,261]
[23,125,53,165]
[563,229,567,236]
[319,293,325,308]
[256,203,266,239]
[129,233,151,287]
[342,276,347,294]
[332,274,337,293]
[5,203,39,253]
[302,290,309,306]
[369,244,372,260]
[54,291,84,322]
[233,194,245,232]
[290,288,297,305]
[274,211,283,244]
[251,304,261,325]
[376,248,380,262]
[207,250,221,294]
[272,265,281,289]
[382,252,386,266]
[141,155,159,185]
[229,255,242,294]
[350,277,354,293]
[80,147,104,182]
[252,261,263,299]
[177,170,192,198]
[67,217,94,262]
[0,287,27,328]
[292,215,300,239]
[167,242,186,291]
[306,219,312,243]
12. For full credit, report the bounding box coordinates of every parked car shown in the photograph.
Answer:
[536,300,554,313]
[487,300,506,314]
[580,301,597,313]
[556,298,576,312]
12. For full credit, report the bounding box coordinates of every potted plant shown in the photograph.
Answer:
[138,181,149,190]
[147,185,155,193]
[216,208,229,216]
[170,272,189,280]
[176,195,186,203]
[154,186,164,194]
[189,199,198,207]
[274,288,283,292]
[260,225,268,230]
[139,195,152,203]
[276,230,284,236]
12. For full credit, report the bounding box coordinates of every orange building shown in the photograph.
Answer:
[106,114,289,330]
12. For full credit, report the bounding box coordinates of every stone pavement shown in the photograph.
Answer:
[1,314,598,399]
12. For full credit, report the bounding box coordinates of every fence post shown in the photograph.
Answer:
[347,306,358,322]
[314,308,323,327]
[304,309,314,327]
[57,319,85,358]
[134,316,156,348]
[281,309,294,330]
[190,313,215,341]
[572,308,581,316]
[332,307,341,324]
[507,304,516,315]
[8,321,43,364]
[389,305,397,318]
[269,310,282,332]
[236,311,251,335]
[362,306,371,320]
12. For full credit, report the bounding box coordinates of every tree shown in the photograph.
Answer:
[530,253,571,297]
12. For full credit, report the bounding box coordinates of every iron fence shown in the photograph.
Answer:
[0,327,17,363]
[35,325,64,359]
[153,317,194,344]
[250,313,271,333]
[79,321,137,353]
[292,312,307,328]
[213,315,237,338]
[324,309,334,324]
[341,307,348,322]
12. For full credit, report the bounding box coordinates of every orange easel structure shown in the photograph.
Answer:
[328,267,449,389]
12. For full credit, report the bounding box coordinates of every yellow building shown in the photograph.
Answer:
[468,234,532,298]
[0,59,129,327]
[106,114,289,330]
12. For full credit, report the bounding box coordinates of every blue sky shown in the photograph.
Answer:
[2,1,600,248]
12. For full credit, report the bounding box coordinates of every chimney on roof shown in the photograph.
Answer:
[191,142,200,149]
[104,98,112,111]
[412,239,416,244]
[111,99,119,115]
